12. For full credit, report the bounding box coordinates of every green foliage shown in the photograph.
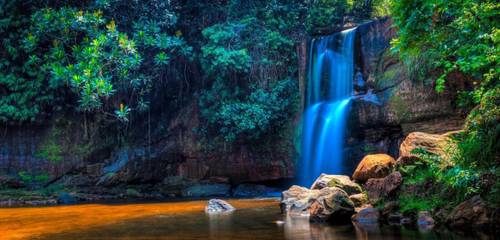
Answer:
[391,0,499,92]
[371,0,393,17]
[18,171,50,185]
[36,142,63,163]
[115,104,131,122]
[0,1,190,123]
[201,22,252,77]
[197,1,305,144]
[18,171,33,184]
[34,173,50,183]
[200,79,298,142]
[456,87,500,169]
[392,0,499,207]
[306,0,349,33]
[26,8,141,116]
[399,194,443,213]
[400,148,482,208]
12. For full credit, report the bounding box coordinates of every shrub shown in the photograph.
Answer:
[200,78,298,142]
[306,0,349,33]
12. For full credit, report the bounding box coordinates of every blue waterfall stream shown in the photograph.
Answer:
[299,28,356,187]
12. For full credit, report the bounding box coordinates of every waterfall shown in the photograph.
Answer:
[299,28,356,187]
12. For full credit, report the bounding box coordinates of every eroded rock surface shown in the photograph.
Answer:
[310,174,362,195]
[446,196,493,230]
[349,193,368,208]
[308,187,355,223]
[364,171,403,203]
[397,131,461,165]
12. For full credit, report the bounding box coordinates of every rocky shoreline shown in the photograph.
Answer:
[280,130,499,234]
[0,182,282,207]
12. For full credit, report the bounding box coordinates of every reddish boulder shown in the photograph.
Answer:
[353,154,396,182]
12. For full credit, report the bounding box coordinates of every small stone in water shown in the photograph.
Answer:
[205,199,235,214]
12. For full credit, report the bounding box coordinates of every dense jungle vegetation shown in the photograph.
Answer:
[0,0,498,211]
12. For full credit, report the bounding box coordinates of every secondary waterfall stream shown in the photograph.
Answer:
[299,28,356,186]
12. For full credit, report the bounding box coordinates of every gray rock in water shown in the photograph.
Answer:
[205,199,235,214]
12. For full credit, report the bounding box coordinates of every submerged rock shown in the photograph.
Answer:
[352,207,380,224]
[352,154,396,182]
[205,199,235,214]
[364,171,403,203]
[310,174,362,195]
[446,196,492,230]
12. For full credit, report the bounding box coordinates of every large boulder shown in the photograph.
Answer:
[308,187,355,223]
[310,174,362,195]
[364,171,403,203]
[446,196,493,230]
[281,185,321,216]
[205,199,235,214]
[397,131,461,165]
[281,185,355,223]
[352,154,396,182]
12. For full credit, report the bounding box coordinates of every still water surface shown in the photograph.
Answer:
[0,199,483,240]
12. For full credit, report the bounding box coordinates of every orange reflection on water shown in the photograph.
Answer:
[0,199,278,240]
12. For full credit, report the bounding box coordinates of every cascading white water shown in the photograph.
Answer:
[299,28,356,187]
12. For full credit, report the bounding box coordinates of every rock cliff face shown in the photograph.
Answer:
[343,17,464,171]
[0,99,295,196]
